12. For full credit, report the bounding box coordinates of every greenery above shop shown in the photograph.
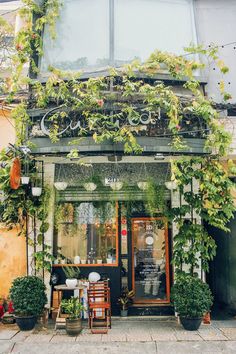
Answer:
[0,0,235,279]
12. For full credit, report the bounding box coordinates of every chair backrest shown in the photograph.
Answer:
[88,280,111,305]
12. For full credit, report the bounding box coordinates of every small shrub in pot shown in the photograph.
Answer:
[61,297,84,336]
[171,274,213,331]
[10,276,47,331]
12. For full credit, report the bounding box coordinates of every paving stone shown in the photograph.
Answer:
[174,330,203,341]
[12,341,157,354]
[50,334,76,342]
[76,333,102,341]
[24,334,53,342]
[101,333,127,342]
[10,331,32,342]
[0,330,19,340]
[0,341,14,354]
[219,327,236,340]
[156,341,228,353]
[198,328,228,341]
[151,332,176,341]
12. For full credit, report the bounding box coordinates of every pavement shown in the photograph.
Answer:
[1,318,236,353]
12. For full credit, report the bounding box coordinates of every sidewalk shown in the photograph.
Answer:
[1,318,236,353]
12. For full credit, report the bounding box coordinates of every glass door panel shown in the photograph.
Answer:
[132,218,170,303]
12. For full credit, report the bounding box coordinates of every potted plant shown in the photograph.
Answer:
[63,266,80,289]
[117,287,135,317]
[171,274,213,331]
[61,297,85,336]
[10,276,47,331]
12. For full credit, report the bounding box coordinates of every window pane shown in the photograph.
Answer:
[133,219,168,301]
[40,0,109,73]
[114,0,197,64]
[56,202,118,265]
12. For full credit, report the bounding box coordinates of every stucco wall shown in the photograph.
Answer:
[0,111,15,150]
[0,226,26,296]
[0,110,26,297]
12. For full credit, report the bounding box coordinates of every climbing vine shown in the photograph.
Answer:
[0,0,235,276]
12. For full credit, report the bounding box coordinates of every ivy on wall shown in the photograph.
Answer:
[0,0,235,276]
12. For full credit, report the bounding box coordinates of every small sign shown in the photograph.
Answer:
[104,177,118,186]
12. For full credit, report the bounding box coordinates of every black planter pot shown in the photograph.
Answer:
[120,309,128,317]
[180,317,202,331]
[15,315,37,331]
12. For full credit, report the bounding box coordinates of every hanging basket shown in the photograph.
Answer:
[10,157,21,190]
[83,183,97,191]
[137,181,148,191]
[54,182,68,191]
[110,182,123,191]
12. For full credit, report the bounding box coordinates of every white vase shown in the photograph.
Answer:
[74,256,81,264]
[21,176,30,185]
[106,258,113,264]
[81,259,86,264]
[32,187,42,196]
[66,279,77,289]
[97,259,103,264]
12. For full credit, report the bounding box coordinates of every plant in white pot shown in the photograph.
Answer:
[63,267,81,289]
[61,297,85,336]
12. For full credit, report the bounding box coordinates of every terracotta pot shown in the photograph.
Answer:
[10,157,21,190]
[203,312,211,324]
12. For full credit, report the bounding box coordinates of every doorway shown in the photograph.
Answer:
[131,217,170,304]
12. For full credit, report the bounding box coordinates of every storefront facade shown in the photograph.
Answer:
[28,92,206,315]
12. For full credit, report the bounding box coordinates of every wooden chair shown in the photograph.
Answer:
[87,281,111,334]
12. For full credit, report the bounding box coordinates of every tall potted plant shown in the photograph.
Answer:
[117,287,135,317]
[61,297,84,336]
[171,274,213,331]
[10,276,47,331]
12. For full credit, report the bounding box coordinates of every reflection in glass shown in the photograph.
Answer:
[133,219,167,301]
[56,202,117,264]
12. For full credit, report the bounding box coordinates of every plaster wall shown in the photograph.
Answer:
[0,111,26,297]
[0,112,15,150]
[0,226,26,296]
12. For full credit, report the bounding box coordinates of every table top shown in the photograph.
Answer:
[54,284,85,290]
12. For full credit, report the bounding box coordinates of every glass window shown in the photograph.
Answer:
[114,0,197,64]
[40,0,197,75]
[56,202,118,265]
[40,0,110,73]
[132,218,169,302]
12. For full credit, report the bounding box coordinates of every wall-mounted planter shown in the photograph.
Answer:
[83,183,97,191]
[32,187,42,197]
[21,176,30,185]
[54,182,68,191]
[137,181,148,190]
[110,182,123,191]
